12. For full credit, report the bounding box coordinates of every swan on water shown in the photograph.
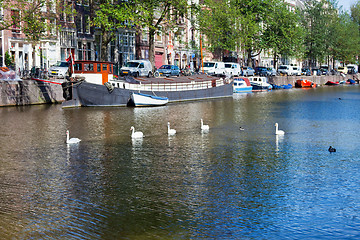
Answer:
[130,126,144,139]
[66,130,81,144]
[167,122,176,135]
[201,119,209,131]
[275,123,285,135]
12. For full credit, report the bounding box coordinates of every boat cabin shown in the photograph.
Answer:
[73,60,114,85]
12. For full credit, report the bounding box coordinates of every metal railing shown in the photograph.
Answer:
[111,79,227,92]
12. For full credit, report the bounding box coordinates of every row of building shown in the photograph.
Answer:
[0,0,303,75]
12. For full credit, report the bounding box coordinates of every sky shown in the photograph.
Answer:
[338,0,357,11]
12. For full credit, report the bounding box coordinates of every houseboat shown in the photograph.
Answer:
[61,61,233,108]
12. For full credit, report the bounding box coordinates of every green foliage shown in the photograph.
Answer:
[0,0,64,42]
[262,0,304,67]
[4,51,13,67]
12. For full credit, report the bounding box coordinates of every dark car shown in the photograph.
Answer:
[266,67,277,76]
[157,65,180,77]
[301,68,311,76]
[320,68,329,75]
[254,66,268,76]
[311,68,322,76]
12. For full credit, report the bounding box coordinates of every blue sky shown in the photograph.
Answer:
[338,0,357,11]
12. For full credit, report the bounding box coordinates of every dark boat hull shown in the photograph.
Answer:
[62,81,233,107]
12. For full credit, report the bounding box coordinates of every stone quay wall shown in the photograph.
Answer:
[0,80,64,107]
[268,74,358,86]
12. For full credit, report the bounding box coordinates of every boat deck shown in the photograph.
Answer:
[120,74,224,84]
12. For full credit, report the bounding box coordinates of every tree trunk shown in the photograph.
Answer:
[273,51,277,68]
[246,49,252,67]
[100,30,112,62]
[148,28,155,71]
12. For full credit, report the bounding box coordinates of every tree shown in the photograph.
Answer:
[131,0,190,69]
[262,0,304,68]
[92,0,134,61]
[331,12,360,65]
[0,0,69,42]
[196,0,239,59]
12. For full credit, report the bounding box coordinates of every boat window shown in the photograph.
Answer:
[97,64,101,72]
[84,63,93,72]
[103,64,107,71]
[74,63,82,71]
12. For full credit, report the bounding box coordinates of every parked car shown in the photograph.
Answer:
[311,68,322,76]
[120,60,153,77]
[320,68,329,75]
[277,65,292,75]
[224,63,241,76]
[48,61,69,78]
[301,68,311,76]
[266,67,277,76]
[254,66,268,76]
[347,65,358,74]
[157,65,180,77]
[242,66,255,76]
[337,66,348,74]
[292,66,301,76]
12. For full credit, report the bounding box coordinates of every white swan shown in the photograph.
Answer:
[275,123,285,135]
[130,126,144,139]
[66,130,81,144]
[201,119,209,131]
[167,122,176,135]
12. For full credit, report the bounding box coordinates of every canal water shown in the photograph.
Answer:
[1,85,360,239]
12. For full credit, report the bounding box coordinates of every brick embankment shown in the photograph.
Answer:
[268,74,360,86]
[0,80,64,107]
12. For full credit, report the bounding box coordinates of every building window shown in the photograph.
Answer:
[11,10,20,33]
[85,15,90,33]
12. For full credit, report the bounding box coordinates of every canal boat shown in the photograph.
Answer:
[128,92,169,107]
[272,84,293,89]
[346,79,356,84]
[295,79,316,88]
[325,81,339,86]
[248,76,272,91]
[233,77,253,93]
[61,61,233,108]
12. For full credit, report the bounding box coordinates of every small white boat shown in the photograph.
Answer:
[233,77,253,93]
[128,92,168,107]
[248,76,272,91]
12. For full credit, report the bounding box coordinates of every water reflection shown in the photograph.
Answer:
[1,86,360,239]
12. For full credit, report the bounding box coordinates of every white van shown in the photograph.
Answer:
[202,62,226,75]
[120,60,152,77]
[291,66,301,76]
[224,62,241,76]
[278,65,300,76]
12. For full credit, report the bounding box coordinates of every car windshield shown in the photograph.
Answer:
[204,62,215,67]
[159,65,171,70]
[124,62,140,68]
[53,62,69,67]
